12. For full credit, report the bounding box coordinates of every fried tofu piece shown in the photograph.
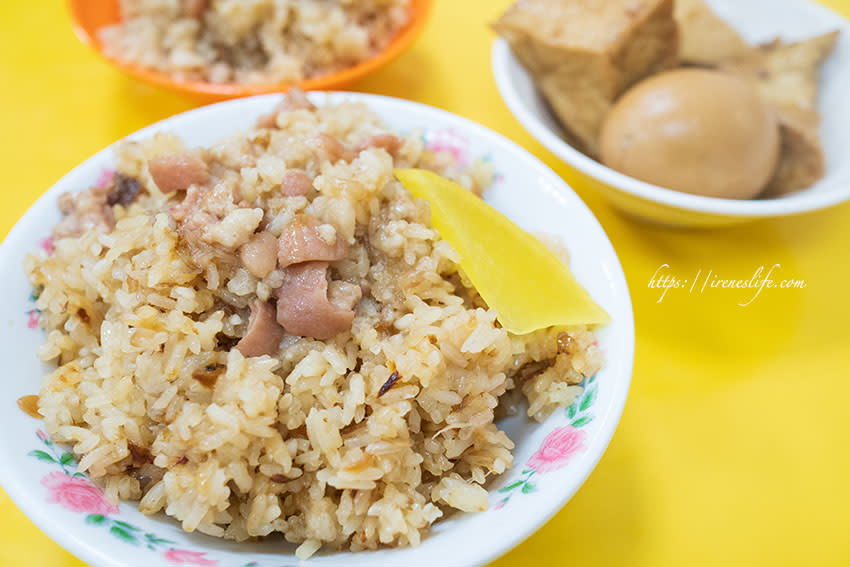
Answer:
[721,31,838,195]
[494,0,679,157]
[721,31,839,112]
[762,105,826,197]
[674,0,752,65]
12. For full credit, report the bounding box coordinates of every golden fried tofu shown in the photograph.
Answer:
[762,105,826,197]
[494,0,679,157]
[720,31,838,195]
[721,31,839,112]
[674,0,752,65]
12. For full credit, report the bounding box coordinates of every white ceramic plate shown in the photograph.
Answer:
[0,93,634,567]
[492,0,850,227]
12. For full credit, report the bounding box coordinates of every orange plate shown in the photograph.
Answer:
[68,0,432,98]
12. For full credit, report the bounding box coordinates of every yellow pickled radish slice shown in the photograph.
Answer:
[395,168,610,335]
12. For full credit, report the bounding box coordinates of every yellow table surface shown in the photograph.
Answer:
[1,1,849,565]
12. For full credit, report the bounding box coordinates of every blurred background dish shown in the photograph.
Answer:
[68,0,432,98]
[492,0,850,227]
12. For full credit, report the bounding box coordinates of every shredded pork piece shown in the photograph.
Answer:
[54,185,115,238]
[275,262,361,339]
[239,232,278,278]
[183,0,208,19]
[255,89,317,129]
[148,152,209,193]
[312,134,358,163]
[280,170,314,197]
[236,299,285,357]
[357,134,403,157]
[278,214,348,268]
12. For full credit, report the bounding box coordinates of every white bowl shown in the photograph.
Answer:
[492,0,850,227]
[0,93,634,566]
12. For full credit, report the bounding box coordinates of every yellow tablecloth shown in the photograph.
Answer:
[1,1,849,565]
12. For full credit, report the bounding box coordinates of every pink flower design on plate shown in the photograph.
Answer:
[526,426,587,474]
[94,168,115,189]
[26,310,41,329]
[40,471,118,515]
[163,549,219,566]
[38,236,54,255]
[425,129,470,167]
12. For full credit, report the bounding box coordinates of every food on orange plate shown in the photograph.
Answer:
[492,0,679,157]
[600,69,780,199]
[100,0,412,85]
[495,0,840,198]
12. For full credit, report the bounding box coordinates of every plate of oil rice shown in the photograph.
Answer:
[0,91,633,567]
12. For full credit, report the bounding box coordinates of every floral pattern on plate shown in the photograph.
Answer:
[494,374,598,509]
[423,128,471,167]
[28,430,229,567]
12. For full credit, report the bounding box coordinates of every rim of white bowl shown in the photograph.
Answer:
[0,92,635,567]
[491,19,850,219]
